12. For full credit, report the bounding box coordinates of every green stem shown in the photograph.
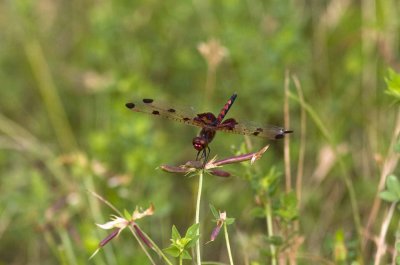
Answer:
[133,227,173,265]
[265,199,277,265]
[195,170,204,265]
[24,39,78,152]
[59,228,78,265]
[127,227,156,265]
[374,202,396,265]
[179,255,183,265]
[392,215,400,265]
[223,223,234,265]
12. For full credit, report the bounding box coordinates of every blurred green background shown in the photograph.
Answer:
[1,0,399,264]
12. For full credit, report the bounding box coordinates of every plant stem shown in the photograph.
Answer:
[195,170,204,265]
[127,227,156,265]
[133,226,173,265]
[24,39,78,152]
[224,223,234,265]
[59,228,78,265]
[374,202,396,265]
[284,70,291,193]
[392,217,400,265]
[265,199,277,265]
[365,108,400,249]
[179,255,183,265]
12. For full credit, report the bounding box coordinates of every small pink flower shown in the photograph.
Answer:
[209,211,227,242]
[210,226,221,242]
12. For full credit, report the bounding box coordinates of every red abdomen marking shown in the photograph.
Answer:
[215,93,237,125]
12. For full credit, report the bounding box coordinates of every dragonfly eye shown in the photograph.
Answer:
[192,137,207,151]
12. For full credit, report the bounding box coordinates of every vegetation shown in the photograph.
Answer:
[0,0,399,264]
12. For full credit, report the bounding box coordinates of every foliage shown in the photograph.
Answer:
[380,175,400,203]
[0,0,400,264]
[163,224,199,260]
[385,69,400,103]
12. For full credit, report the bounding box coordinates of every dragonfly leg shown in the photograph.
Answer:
[196,150,202,161]
[195,147,211,167]
[200,146,211,167]
[204,146,211,163]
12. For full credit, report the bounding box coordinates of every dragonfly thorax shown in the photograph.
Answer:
[192,128,216,151]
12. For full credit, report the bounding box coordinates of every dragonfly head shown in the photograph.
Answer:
[192,136,207,151]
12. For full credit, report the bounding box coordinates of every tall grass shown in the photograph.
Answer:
[0,0,399,264]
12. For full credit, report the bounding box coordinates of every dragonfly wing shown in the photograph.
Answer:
[125,98,204,128]
[216,120,292,140]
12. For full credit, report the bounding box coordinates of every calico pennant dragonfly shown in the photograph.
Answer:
[125,93,292,161]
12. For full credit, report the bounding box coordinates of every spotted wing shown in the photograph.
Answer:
[216,119,293,140]
[125,98,205,128]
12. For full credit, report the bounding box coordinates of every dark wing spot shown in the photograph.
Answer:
[168,108,176,113]
[183,117,190,121]
[253,131,260,136]
[275,134,284,139]
[152,110,160,115]
[125,103,135,109]
[256,127,263,132]
[143,98,154,104]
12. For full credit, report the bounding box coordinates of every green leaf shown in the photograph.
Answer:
[181,250,192,260]
[257,167,281,195]
[396,241,400,251]
[178,237,191,247]
[171,225,181,240]
[123,209,131,220]
[250,206,266,218]
[386,175,400,197]
[185,223,199,239]
[379,190,399,202]
[264,235,284,246]
[163,246,180,258]
[274,192,299,222]
[209,204,219,219]
[385,68,400,102]
[186,235,200,248]
[225,218,235,225]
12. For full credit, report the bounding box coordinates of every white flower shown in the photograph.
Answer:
[96,215,129,230]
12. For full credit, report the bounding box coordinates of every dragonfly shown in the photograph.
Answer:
[125,93,292,162]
